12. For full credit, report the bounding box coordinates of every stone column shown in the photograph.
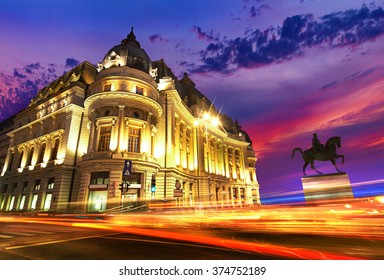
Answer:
[175,118,180,166]
[182,126,187,169]
[87,120,95,154]
[193,126,198,170]
[224,145,230,178]
[117,105,125,153]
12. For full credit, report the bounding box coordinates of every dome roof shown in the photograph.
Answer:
[97,28,152,74]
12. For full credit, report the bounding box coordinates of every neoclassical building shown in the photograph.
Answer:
[0,30,260,212]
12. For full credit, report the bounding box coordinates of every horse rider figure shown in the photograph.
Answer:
[312,133,325,154]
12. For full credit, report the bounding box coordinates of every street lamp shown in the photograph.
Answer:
[194,111,221,206]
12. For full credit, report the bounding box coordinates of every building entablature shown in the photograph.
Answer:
[10,129,64,151]
[90,73,159,102]
[94,66,158,89]
[7,103,84,138]
[84,91,162,120]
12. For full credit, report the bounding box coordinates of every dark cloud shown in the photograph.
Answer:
[192,26,216,41]
[191,5,384,74]
[0,62,62,122]
[65,58,80,68]
[344,65,382,82]
[13,70,26,78]
[148,33,168,43]
[249,4,271,17]
[320,80,338,90]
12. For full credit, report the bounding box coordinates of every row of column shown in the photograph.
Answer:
[87,107,157,155]
[2,134,60,175]
[174,119,248,181]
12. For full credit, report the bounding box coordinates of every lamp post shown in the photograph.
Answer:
[194,111,220,207]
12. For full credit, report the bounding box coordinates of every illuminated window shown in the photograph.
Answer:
[30,194,38,210]
[98,126,112,151]
[19,195,26,210]
[128,127,140,153]
[34,179,41,191]
[43,193,52,211]
[103,83,112,91]
[47,177,55,189]
[50,139,60,161]
[0,195,5,210]
[136,86,144,95]
[240,188,245,199]
[90,171,110,185]
[9,196,15,211]
[38,143,46,163]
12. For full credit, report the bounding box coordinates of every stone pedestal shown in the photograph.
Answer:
[301,173,353,202]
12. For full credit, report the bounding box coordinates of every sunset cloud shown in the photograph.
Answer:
[190,5,384,74]
[0,62,64,121]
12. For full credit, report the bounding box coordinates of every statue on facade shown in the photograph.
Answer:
[291,135,345,176]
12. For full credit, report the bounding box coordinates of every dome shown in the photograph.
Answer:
[97,28,153,74]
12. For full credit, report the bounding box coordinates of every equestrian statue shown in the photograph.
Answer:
[291,134,345,176]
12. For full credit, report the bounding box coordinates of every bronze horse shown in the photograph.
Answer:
[291,136,345,176]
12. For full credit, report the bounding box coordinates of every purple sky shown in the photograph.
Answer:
[1,0,383,202]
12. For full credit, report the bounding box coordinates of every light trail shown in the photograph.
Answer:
[1,196,383,259]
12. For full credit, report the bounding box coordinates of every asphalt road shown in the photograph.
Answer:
[1,201,383,260]
[0,220,274,260]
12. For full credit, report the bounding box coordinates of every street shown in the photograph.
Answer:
[1,198,384,260]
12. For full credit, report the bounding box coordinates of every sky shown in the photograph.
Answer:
[0,0,383,203]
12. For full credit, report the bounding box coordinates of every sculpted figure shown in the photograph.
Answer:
[292,135,345,176]
[312,133,325,154]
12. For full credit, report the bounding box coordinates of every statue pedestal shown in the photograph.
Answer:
[301,173,353,202]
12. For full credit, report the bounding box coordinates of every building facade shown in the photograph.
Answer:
[0,30,260,213]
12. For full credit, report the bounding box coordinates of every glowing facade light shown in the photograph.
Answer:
[211,117,219,127]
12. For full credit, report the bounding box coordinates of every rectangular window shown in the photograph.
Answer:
[12,183,17,193]
[0,196,5,210]
[128,127,140,153]
[47,177,55,189]
[31,194,38,210]
[43,193,52,211]
[34,179,41,191]
[9,196,15,211]
[103,83,112,91]
[136,86,144,95]
[90,171,110,185]
[23,181,29,192]
[98,126,112,151]
[19,195,26,210]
